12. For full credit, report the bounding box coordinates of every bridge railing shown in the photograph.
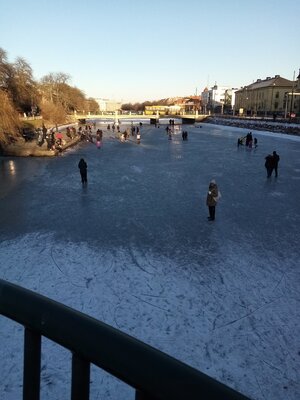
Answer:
[0,279,250,400]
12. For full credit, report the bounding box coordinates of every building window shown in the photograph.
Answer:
[275,92,279,98]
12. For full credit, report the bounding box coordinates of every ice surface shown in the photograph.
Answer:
[0,122,300,399]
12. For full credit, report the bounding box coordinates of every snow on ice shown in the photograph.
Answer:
[0,122,300,399]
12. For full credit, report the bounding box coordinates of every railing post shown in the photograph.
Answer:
[135,390,156,400]
[23,327,41,400]
[71,353,90,400]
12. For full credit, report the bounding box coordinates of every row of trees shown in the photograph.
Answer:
[0,47,99,143]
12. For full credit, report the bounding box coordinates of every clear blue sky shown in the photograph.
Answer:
[1,0,299,103]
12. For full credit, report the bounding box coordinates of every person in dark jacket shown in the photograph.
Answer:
[78,158,88,184]
[272,151,280,177]
[206,179,219,221]
[265,154,273,178]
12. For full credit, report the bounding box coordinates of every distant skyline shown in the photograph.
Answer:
[1,0,299,103]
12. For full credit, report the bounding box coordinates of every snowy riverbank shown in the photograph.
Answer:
[205,116,300,136]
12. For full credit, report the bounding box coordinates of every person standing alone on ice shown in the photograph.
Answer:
[265,154,274,178]
[272,151,280,177]
[206,179,219,221]
[78,158,88,185]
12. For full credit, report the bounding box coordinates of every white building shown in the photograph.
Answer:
[95,98,122,113]
[201,84,231,114]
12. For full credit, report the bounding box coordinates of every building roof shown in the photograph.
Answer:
[236,75,295,92]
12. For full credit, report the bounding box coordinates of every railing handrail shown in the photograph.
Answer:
[0,279,250,399]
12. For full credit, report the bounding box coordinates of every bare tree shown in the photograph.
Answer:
[84,98,99,114]
[0,46,103,145]
[40,99,66,126]
[0,91,21,143]
[40,72,71,104]
[9,57,39,113]
[0,47,13,91]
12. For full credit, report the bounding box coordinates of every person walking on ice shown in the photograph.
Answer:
[265,154,273,178]
[272,151,280,177]
[78,158,88,185]
[265,152,280,178]
[206,179,220,221]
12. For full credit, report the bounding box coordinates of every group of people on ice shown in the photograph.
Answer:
[165,121,188,141]
[237,131,280,178]
[120,123,142,143]
[265,151,280,178]
[107,123,121,133]
[182,131,188,140]
[237,131,257,148]
[37,125,77,151]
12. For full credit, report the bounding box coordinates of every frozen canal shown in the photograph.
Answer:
[0,122,300,399]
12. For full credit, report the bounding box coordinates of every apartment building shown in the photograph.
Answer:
[234,74,298,117]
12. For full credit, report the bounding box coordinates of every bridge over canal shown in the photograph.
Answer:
[72,111,208,123]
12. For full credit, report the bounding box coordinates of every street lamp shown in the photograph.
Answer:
[244,87,248,116]
[284,92,289,119]
[270,83,276,116]
[212,84,217,114]
[289,70,296,121]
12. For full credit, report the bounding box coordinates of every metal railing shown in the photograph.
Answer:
[0,279,250,400]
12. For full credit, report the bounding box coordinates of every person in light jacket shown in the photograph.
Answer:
[206,179,219,221]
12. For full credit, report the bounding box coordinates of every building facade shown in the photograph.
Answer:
[95,98,122,113]
[201,85,231,114]
[144,105,168,115]
[144,96,201,115]
[234,75,297,117]
[172,96,201,114]
[294,70,300,117]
